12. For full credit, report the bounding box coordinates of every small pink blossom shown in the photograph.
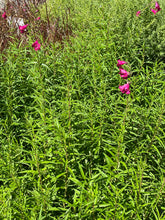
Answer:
[136,11,141,16]
[19,24,29,33]
[35,17,40,20]
[119,68,128,75]
[32,40,41,51]
[120,73,129,79]
[120,74,128,79]
[155,2,161,12]
[119,68,129,79]
[151,8,157,14]
[117,59,127,68]
[119,83,130,94]
[2,11,7,19]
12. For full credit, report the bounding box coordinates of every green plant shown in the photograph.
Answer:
[0,0,165,219]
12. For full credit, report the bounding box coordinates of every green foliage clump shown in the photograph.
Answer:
[0,0,165,219]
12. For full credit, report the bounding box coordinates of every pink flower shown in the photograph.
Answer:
[136,11,141,16]
[19,24,29,33]
[119,68,128,75]
[32,40,41,51]
[155,2,161,12]
[151,8,157,14]
[120,74,129,79]
[151,2,161,14]
[35,17,40,20]
[2,11,7,19]
[119,83,130,94]
[119,68,129,79]
[117,59,127,68]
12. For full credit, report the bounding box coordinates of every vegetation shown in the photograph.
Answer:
[0,0,165,219]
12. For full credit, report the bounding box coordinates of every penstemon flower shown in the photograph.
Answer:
[119,68,130,79]
[2,11,7,19]
[155,1,161,12]
[150,9,157,14]
[119,83,130,94]
[136,11,141,16]
[19,24,29,33]
[151,1,161,14]
[35,17,40,20]
[32,40,41,51]
[117,59,127,68]
[117,59,131,93]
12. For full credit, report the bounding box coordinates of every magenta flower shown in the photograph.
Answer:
[119,68,129,79]
[151,8,157,14]
[35,17,40,20]
[155,2,161,12]
[117,59,127,68]
[119,68,128,75]
[19,24,29,33]
[151,2,161,14]
[32,40,41,51]
[2,11,7,19]
[120,74,129,79]
[136,11,141,16]
[119,83,130,94]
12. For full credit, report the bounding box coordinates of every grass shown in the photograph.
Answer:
[0,0,165,219]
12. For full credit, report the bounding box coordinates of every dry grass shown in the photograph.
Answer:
[0,0,73,52]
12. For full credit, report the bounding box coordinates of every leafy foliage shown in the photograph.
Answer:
[0,0,165,219]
